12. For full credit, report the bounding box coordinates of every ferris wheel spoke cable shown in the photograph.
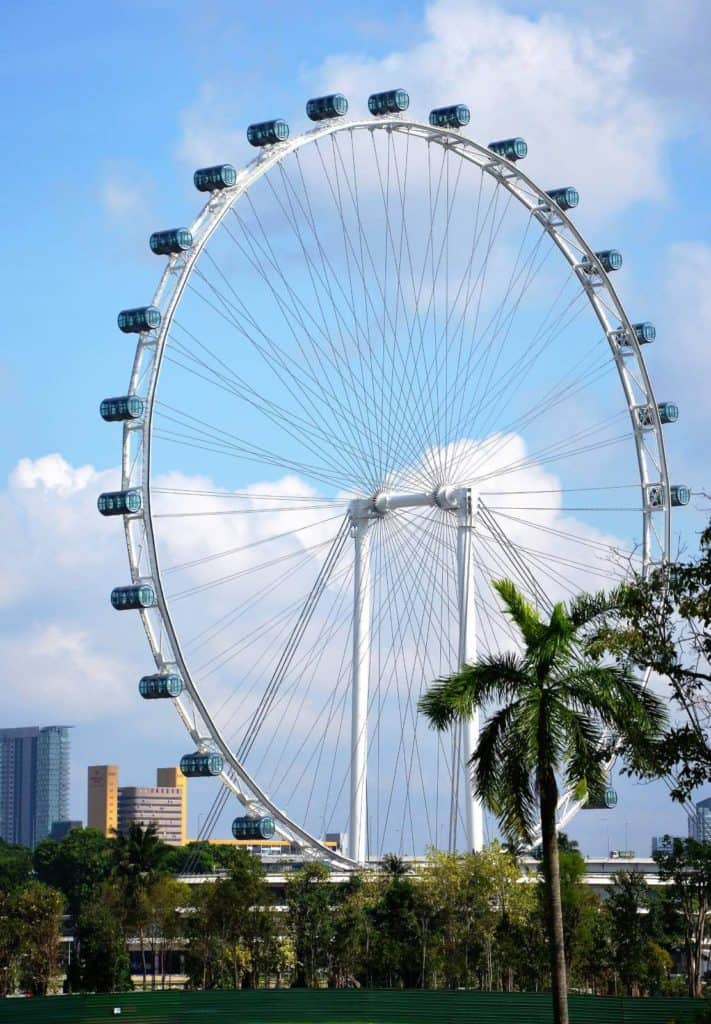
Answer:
[446,263,587,462]
[485,509,644,566]
[318,511,453,853]
[277,156,388,480]
[475,528,630,587]
[185,516,351,859]
[454,284,590,457]
[315,137,385,468]
[324,132,441,481]
[166,522,342,601]
[229,197,379,484]
[255,565,356,786]
[468,407,627,486]
[180,285,372,491]
[161,512,341,576]
[463,256,586,460]
[316,133,398,476]
[459,217,550,442]
[186,274,376,491]
[162,340,363,492]
[331,129,433,475]
[194,505,442,856]
[154,400,363,491]
[371,130,425,481]
[459,345,616,483]
[374,513,455,852]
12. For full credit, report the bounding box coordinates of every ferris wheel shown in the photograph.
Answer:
[100,89,687,867]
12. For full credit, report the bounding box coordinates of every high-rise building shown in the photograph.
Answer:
[689,796,711,843]
[0,726,71,848]
[87,765,119,837]
[117,785,184,845]
[156,767,187,846]
[651,835,675,856]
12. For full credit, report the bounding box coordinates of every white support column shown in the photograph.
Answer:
[349,514,372,864]
[456,489,484,853]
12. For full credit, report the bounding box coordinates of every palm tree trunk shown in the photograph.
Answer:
[539,770,569,1024]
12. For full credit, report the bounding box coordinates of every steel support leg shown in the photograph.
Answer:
[457,490,483,853]
[349,515,372,863]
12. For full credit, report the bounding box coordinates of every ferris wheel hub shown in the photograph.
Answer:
[350,486,476,519]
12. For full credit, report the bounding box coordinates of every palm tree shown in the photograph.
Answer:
[111,822,170,988]
[418,579,666,1024]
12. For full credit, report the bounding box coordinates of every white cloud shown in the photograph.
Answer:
[175,0,669,222]
[308,0,666,220]
[99,173,151,224]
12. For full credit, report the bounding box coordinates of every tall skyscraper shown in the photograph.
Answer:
[0,726,71,848]
[689,796,711,843]
[87,765,119,837]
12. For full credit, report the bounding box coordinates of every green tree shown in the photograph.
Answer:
[33,827,112,916]
[654,837,711,997]
[111,822,171,989]
[15,881,64,996]
[0,839,32,894]
[604,871,662,995]
[207,849,273,988]
[71,896,131,993]
[588,518,711,799]
[286,862,334,988]
[554,845,600,985]
[419,579,666,1024]
[0,891,19,996]
[143,876,190,990]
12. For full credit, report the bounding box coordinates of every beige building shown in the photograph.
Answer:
[87,764,118,837]
[117,768,187,846]
[156,767,187,845]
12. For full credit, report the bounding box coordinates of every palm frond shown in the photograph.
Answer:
[418,653,529,730]
[567,587,625,628]
[492,579,544,645]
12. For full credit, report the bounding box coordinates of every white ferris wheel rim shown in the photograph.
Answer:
[118,115,672,867]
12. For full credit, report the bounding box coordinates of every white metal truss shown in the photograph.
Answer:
[118,116,672,868]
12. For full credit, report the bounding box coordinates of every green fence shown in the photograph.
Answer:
[0,990,705,1024]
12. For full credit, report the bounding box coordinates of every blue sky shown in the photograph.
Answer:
[1,0,709,855]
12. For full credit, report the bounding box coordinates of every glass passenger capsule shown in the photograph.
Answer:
[306,94,348,121]
[247,119,289,147]
[584,787,618,810]
[634,322,656,344]
[100,395,144,422]
[180,752,223,777]
[149,228,193,255]
[543,187,579,211]
[671,485,691,507]
[97,489,142,516]
[637,402,680,428]
[231,815,276,840]
[194,164,237,192]
[139,673,183,700]
[368,89,409,116]
[117,306,161,334]
[110,585,155,610]
[488,137,527,161]
[428,104,470,128]
[658,402,679,424]
[583,250,622,273]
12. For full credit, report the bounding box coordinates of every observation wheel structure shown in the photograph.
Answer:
[101,89,687,868]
